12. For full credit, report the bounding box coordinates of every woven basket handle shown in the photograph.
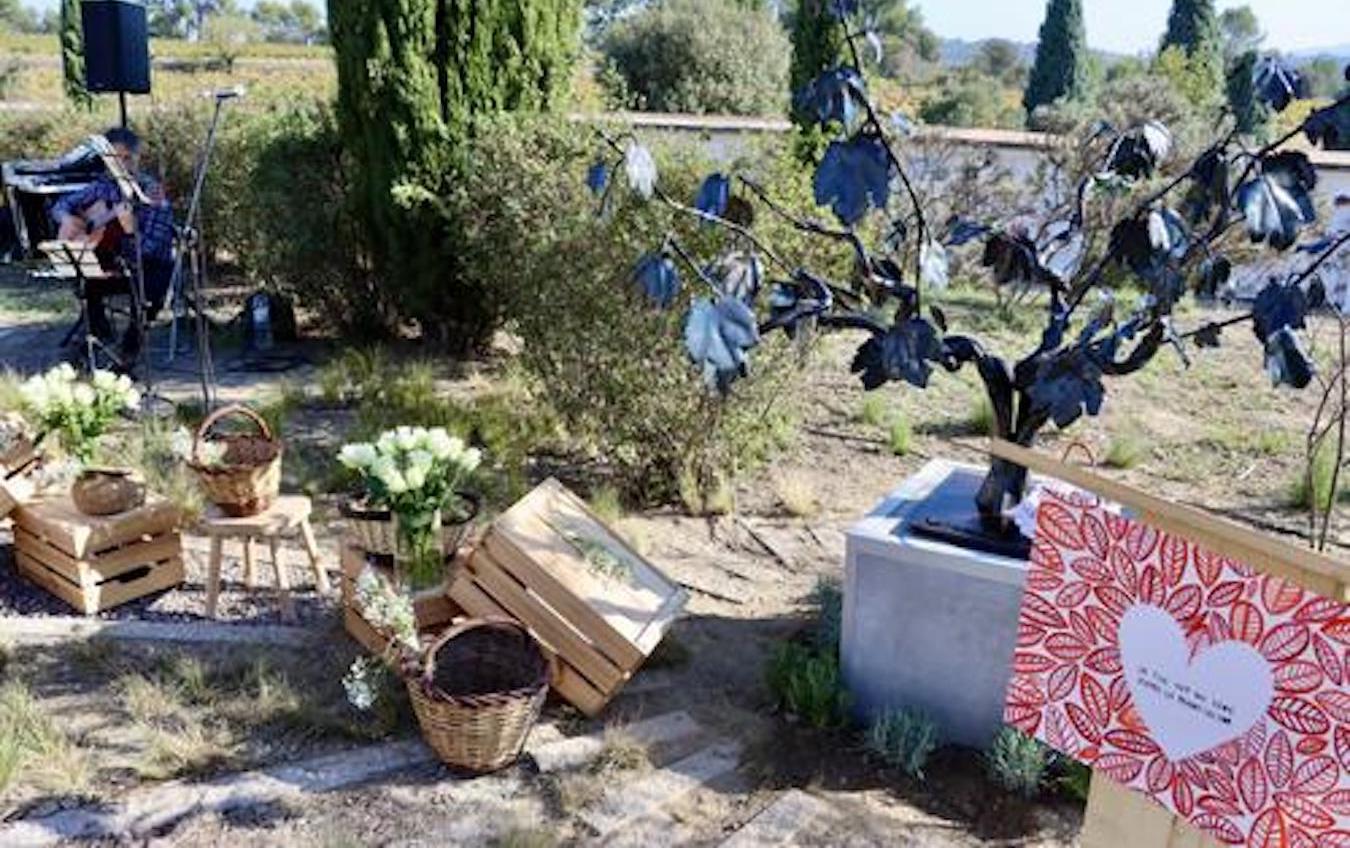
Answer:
[193,404,272,465]
[1060,440,1097,468]
[420,616,536,689]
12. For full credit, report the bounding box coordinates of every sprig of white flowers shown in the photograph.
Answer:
[170,426,227,468]
[18,365,140,464]
[343,566,421,711]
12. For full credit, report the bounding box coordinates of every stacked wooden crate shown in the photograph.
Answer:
[11,495,183,614]
[449,478,688,716]
[339,543,462,656]
[0,423,37,518]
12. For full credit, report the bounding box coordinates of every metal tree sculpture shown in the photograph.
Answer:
[588,3,1350,542]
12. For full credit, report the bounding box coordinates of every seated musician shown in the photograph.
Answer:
[49,127,175,359]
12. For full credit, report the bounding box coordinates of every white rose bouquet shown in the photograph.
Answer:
[19,365,140,465]
[338,426,482,587]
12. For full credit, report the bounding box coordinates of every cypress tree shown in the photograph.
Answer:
[1225,49,1265,136]
[1023,0,1088,118]
[328,0,580,347]
[59,0,90,108]
[788,0,844,156]
[1161,0,1223,91]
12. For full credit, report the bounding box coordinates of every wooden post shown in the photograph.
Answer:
[987,439,1350,848]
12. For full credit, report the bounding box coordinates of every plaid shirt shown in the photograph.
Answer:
[50,174,176,264]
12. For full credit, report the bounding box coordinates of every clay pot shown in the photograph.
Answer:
[71,467,147,516]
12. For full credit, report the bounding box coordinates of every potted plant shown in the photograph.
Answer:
[343,567,549,773]
[18,365,144,515]
[338,426,482,590]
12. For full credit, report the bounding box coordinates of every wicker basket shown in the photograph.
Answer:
[341,492,481,558]
[188,404,282,517]
[406,617,550,773]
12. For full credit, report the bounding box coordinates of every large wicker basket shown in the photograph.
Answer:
[188,404,282,517]
[406,617,550,773]
[341,491,481,557]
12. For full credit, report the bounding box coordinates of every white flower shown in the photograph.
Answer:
[19,376,48,412]
[460,447,482,474]
[404,463,427,491]
[394,427,419,452]
[377,464,408,494]
[407,449,433,471]
[170,427,194,461]
[91,370,117,390]
[73,384,95,406]
[124,388,141,411]
[342,656,380,711]
[625,142,657,199]
[338,442,377,470]
[425,428,455,460]
[53,363,77,383]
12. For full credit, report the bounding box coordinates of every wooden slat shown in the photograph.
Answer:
[93,556,185,611]
[0,475,35,519]
[465,550,625,692]
[483,531,644,671]
[988,439,1350,593]
[15,548,92,614]
[14,526,90,585]
[447,574,609,717]
[16,527,180,584]
[13,496,180,559]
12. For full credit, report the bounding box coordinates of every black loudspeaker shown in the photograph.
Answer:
[81,0,151,94]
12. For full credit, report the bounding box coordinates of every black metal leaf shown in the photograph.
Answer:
[1305,99,1350,150]
[1182,149,1230,227]
[1264,327,1315,388]
[1027,348,1106,429]
[694,173,731,220]
[1193,323,1223,348]
[795,66,867,131]
[1236,152,1317,250]
[685,296,761,392]
[586,160,608,196]
[1251,279,1311,342]
[850,318,943,390]
[944,216,990,247]
[633,252,681,308]
[814,134,892,227]
[1104,121,1173,180]
[981,230,1055,287]
[1252,56,1308,113]
[1197,255,1232,297]
[706,252,763,304]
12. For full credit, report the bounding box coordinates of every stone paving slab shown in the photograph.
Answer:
[0,615,319,646]
[578,741,742,840]
[531,710,702,774]
[719,789,836,847]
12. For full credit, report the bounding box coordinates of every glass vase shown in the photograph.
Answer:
[392,509,444,593]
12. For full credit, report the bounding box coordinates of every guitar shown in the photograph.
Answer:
[56,199,130,264]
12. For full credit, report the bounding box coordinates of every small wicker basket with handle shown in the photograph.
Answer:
[188,404,282,517]
[406,617,550,773]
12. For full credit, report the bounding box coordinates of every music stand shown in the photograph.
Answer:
[34,239,137,374]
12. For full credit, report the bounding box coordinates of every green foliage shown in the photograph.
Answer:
[810,576,843,654]
[765,641,850,728]
[58,0,89,109]
[865,707,940,779]
[1154,44,1223,112]
[1057,757,1092,802]
[1218,5,1263,66]
[327,0,582,350]
[788,0,843,152]
[456,114,811,504]
[1226,50,1267,136]
[202,13,262,73]
[986,726,1050,797]
[1104,431,1147,469]
[601,0,789,115]
[887,415,912,457]
[921,70,1023,129]
[967,394,994,437]
[857,394,888,427]
[1023,0,1089,118]
[1160,0,1223,99]
[1292,437,1342,513]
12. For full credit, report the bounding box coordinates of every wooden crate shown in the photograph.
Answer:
[448,478,688,716]
[11,495,184,615]
[339,542,461,656]
[0,475,35,520]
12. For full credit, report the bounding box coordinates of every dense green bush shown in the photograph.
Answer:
[602,0,789,115]
[451,113,834,504]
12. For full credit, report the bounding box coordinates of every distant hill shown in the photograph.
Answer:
[939,37,1128,70]
[1289,45,1350,64]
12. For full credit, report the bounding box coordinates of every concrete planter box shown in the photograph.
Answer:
[841,459,1029,748]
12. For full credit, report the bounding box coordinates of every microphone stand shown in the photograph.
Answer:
[164,91,236,411]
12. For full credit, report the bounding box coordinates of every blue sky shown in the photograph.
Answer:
[912,1,1347,55]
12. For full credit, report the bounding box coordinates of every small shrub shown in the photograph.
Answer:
[765,642,850,729]
[857,394,888,427]
[1291,438,1341,512]
[810,577,843,655]
[1057,757,1092,802]
[865,707,940,779]
[774,471,818,517]
[986,726,1050,797]
[589,485,625,524]
[1103,432,1147,469]
[967,395,994,437]
[888,416,912,457]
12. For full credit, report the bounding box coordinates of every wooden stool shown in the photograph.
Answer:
[198,495,329,622]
